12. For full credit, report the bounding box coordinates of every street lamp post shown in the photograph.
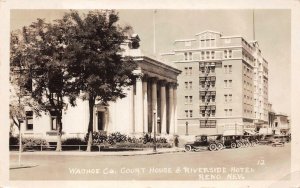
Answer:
[153,110,157,152]
[185,121,189,135]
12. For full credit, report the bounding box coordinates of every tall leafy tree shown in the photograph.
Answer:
[63,10,137,151]
[10,18,74,151]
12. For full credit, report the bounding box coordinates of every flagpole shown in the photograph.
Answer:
[253,9,255,40]
[153,10,157,56]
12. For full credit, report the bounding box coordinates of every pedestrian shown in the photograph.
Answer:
[174,135,179,147]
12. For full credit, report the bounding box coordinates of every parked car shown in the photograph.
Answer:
[271,137,285,147]
[242,135,258,147]
[184,134,224,152]
[223,135,243,149]
[259,134,274,145]
[273,135,288,143]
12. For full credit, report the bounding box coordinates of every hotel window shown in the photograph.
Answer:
[211,39,216,47]
[26,111,33,130]
[185,110,189,118]
[211,66,215,73]
[189,52,193,60]
[229,109,232,116]
[229,94,232,102]
[201,51,205,60]
[189,81,192,89]
[189,67,192,75]
[211,51,215,59]
[212,110,216,117]
[224,50,228,58]
[184,52,188,61]
[201,110,205,117]
[185,96,188,104]
[200,81,205,88]
[200,40,205,47]
[211,81,215,88]
[206,51,210,59]
[201,96,205,102]
[200,66,205,73]
[229,50,232,58]
[211,95,215,102]
[228,65,232,73]
[224,94,228,102]
[206,39,210,47]
[189,96,193,103]
[224,65,228,73]
[189,110,193,118]
[228,80,232,88]
[224,80,228,88]
[184,67,188,75]
[224,109,228,116]
[185,82,188,89]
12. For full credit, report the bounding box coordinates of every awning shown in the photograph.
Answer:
[244,130,257,135]
[259,128,273,135]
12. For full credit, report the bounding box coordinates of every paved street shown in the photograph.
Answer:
[10,143,290,181]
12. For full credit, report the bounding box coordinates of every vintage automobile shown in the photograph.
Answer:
[258,134,274,145]
[184,134,224,152]
[273,135,288,144]
[242,135,258,147]
[223,135,244,149]
[271,136,285,147]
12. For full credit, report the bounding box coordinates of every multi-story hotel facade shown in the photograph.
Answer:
[161,30,269,136]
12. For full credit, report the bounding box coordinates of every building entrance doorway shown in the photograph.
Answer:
[97,111,104,131]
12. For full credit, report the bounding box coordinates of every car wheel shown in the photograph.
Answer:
[237,142,242,148]
[230,142,237,149]
[209,143,217,151]
[185,145,192,152]
[251,142,255,147]
[217,143,224,150]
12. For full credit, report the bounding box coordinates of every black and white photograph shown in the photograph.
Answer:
[1,0,300,188]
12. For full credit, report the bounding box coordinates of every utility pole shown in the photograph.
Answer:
[185,121,189,135]
[235,122,237,135]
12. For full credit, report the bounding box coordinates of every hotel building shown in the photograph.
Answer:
[161,30,269,135]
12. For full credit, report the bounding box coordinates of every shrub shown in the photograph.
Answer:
[115,142,171,148]
[85,131,108,145]
[62,138,86,145]
[107,132,127,145]
[22,137,48,148]
[9,136,19,145]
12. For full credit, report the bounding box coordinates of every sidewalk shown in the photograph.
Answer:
[9,147,185,157]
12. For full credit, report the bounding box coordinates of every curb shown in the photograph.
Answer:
[10,164,39,170]
[9,149,185,157]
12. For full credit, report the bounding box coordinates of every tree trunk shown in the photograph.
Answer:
[18,120,22,166]
[56,111,63,152]
[86,96,95,152]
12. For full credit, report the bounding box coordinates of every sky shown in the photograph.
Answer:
[10,9,291,115]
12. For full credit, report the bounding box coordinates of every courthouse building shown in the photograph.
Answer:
[11,35,181,142]
[161,30,269,135]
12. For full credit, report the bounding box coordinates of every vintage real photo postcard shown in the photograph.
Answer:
[1,0,300,187]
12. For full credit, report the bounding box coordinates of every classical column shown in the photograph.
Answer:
[134,74,144,133]
[143,77,148,133]
[129,85,134,133]
[168,83,175,134]
[173,84,178,134]
[151,78,158,133]
[160,81,167,134]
